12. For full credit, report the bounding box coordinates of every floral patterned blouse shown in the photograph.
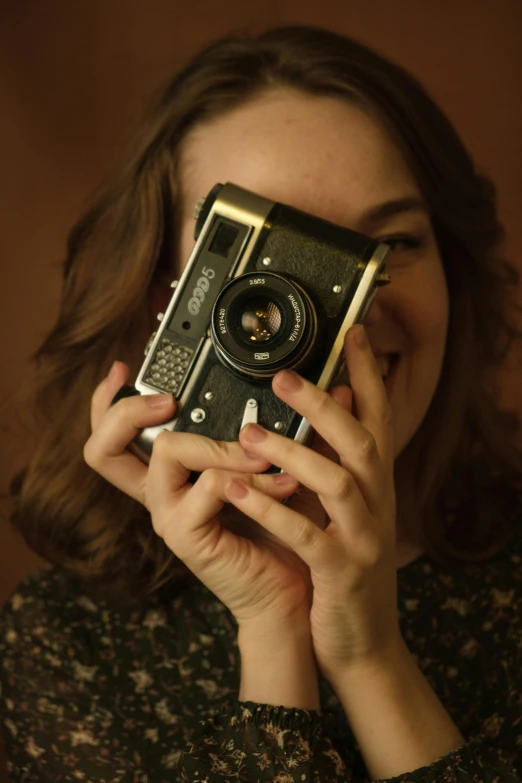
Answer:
[1,521,521,782]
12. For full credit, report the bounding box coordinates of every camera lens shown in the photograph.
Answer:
[239,298,283,342]
[211,272,318,381]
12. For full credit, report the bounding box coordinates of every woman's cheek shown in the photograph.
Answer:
[394,255,449,350]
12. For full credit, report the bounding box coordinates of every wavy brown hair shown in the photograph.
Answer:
[8,26,522,608]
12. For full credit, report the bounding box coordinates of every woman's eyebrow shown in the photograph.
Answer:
[357,196,429,230]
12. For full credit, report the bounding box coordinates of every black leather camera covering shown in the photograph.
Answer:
[256,203,375,318]
[176,357,294,446]
[134,193,380,481]
[175,202,378,455]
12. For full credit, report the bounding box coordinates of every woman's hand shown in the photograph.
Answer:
[223,324,401,687]
[84,362,315,632]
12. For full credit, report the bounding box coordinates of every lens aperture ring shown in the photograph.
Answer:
[211,272,318,380]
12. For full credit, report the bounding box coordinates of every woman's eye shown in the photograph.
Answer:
[380,234,422,252]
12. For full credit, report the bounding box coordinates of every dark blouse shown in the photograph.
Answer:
[1,520,521,782]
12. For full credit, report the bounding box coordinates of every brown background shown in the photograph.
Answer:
[1,1,521,780]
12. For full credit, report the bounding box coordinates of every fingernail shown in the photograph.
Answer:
[276,369,303,392]
[146,393,174,408]
[244,450,264,460]
[242,423,267,442]
[352,325,367,349]
[226,479,249,499]
[273,472,297,486]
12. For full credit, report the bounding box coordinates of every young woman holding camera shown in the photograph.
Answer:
[1,25,521,782]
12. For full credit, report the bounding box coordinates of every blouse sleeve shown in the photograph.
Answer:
[179,702,521,783]
[179,699,356,781]
[370,735,521,783]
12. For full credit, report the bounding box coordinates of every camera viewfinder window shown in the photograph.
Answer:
[210,222,239,258]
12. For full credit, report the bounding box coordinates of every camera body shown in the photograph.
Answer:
[126,182,390,466]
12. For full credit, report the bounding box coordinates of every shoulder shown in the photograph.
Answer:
[0,567,107,689]
[397,513,522,690]
[0,566,100,638]
[0,564,234,665]
[2,564,84,607]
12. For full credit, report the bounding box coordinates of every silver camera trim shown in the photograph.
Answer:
[293,241,389,448]
[133,183,274,454]
[132,182,390,460]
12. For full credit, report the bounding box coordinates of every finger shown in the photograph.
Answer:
[84,392,176,503]
[273,326,392,470]
[151,429,272,479]
[240,418,382,516]
[147,465,299,556]
[263,348,392,509]
[239,422,372,535]
[309,384,352,462]
[141,430,273,512]
[271,370,378,473]
[86,379,271,504]
[90,361,131,430]
[223,478,337,574]
[90,363,269,476]
[86,364,179,502]
[89,391,176,460]
[341,325,394,467]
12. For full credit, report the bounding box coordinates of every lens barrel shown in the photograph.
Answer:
[210,272,318,381]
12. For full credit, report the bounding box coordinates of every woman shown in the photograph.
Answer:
[1,25,521,782]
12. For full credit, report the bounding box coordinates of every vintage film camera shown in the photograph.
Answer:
[114,182,391,468]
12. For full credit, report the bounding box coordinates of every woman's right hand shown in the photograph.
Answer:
[84,361,314,631]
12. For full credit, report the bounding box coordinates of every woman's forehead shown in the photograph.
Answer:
[179,90,421,229]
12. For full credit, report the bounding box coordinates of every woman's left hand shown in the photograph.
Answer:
[224,324,401,687]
